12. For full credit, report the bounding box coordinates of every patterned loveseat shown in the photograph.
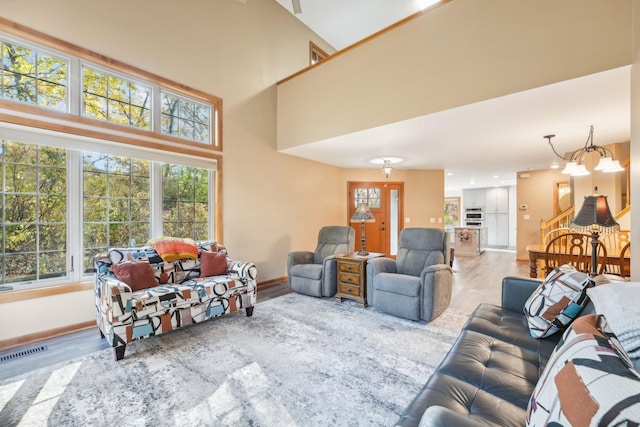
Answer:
[94,240,257,360]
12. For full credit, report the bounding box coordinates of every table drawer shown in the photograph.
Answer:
[339,272,360,285]
[339,260,362,274]
[339,283,361,296]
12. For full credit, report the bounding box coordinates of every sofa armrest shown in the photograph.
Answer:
[501,276,543,312]
[402,406,489,427]
[96,276,133,325]
[227,259,258,281]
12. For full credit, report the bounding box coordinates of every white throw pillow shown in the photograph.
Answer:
[587,282,640,358]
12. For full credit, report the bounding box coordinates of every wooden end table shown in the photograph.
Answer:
[335,252,385,307]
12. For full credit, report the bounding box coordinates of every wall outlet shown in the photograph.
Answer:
[430,218,435,223]
[438,217,442,223]
[405,217,411,223]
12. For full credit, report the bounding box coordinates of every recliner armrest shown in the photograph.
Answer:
[421,263,452,276]
[367,257,397,274]
[287,251,314,270]
[501,276,543,312]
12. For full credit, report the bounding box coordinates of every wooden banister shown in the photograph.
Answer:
[539,207,575,244]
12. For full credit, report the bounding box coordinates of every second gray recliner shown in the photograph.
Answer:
[367,227,453,321]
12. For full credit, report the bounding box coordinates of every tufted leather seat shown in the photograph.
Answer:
[395,276,574,427]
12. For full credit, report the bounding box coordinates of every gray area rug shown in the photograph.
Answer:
[0,293,468,427]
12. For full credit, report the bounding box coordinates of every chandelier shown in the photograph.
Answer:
[544,126,624,176]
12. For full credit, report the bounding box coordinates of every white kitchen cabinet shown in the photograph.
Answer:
[486,213,509,247]
[485,187,509,213]
[463,189,486,209]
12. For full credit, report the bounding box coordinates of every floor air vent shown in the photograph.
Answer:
[0,345,48,362]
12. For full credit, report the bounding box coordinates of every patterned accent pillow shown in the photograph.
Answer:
[526,314,640,426]
[523,264,594,338]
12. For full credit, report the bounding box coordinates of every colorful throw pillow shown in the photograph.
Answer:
[112,260,158,291]
[148,236,198,262]
[200,250,228,277]
[523,264,594,338]
[526,314,640,426]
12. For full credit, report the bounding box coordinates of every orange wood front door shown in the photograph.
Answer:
[347,182,404,256]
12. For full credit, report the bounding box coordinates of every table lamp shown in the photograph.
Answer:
[350,204,376,256]
[569,191,619,276]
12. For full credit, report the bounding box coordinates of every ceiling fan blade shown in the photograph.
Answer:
[292,0,302,14]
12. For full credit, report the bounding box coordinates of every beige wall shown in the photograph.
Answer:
[0,0,342,342]
[515,169,567,260]
[342,169,445,228]
[278,0,633,150]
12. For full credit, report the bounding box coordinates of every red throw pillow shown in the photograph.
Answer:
[200,250,228,277]
[112,260,158,291]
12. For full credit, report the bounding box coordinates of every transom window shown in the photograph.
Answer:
[0,33,220,148]
[82,67,151,130]
[0,40,68,111]
[161,91,211,143]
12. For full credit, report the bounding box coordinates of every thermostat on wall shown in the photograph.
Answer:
[519,204,528,210]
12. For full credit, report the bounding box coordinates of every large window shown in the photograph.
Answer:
[83,154,151,273]
[162,164,209,240]
[1,141,67,284]
[0,139,215,288]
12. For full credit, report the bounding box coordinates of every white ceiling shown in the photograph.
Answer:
[273,0,632,192]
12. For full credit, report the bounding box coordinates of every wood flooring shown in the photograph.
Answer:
[0,249,530,381]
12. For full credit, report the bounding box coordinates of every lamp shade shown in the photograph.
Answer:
[351,204,375,223]
[570,195,620,233]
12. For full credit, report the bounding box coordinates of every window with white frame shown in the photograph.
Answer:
[0,33,220,147]
[0,141,67,284]
[0,39,68,111]
[82,67,151,130]
[161,91,211,144]
[0,26,221,291]
[0,138,216,288]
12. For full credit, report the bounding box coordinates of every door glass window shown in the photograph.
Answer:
[354,188,380,208]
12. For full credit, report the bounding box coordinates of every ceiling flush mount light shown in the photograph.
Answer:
[371,157,402,179]
[544,126,624,176]
[382,160,393,178]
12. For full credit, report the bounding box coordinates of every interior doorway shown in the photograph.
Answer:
[347,182,404,256]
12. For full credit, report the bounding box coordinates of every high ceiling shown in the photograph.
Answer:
[273,0,631,192]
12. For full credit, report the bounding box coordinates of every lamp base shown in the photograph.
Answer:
[356,250,369,257]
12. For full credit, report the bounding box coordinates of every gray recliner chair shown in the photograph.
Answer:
[366,227,453,321]
[287,226,356,297]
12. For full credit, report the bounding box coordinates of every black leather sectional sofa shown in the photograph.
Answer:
[395,276,565,426]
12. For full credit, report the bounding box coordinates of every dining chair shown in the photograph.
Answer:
[543,232,607,276]
[619,242,631,279]
[598,229,630,255]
